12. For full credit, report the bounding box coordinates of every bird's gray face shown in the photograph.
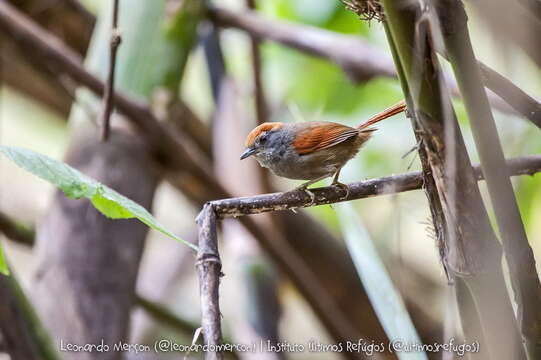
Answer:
[240,130,283,161]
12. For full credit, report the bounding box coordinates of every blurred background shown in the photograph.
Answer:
[1,0,540,359]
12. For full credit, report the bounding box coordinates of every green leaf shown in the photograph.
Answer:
[336,203,426,360]
[0,241,8,275]
[0,146,197,251]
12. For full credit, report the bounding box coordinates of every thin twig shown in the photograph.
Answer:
[209,155,541,218]
[100,0,121,141]
[245,0,268,125]
[243,0,273,193]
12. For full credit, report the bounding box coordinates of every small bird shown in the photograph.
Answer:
[240,100,407,197]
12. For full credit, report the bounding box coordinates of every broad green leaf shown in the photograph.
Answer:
[0,146,197,251]
[337,203,426,360]
[0,241,8,275]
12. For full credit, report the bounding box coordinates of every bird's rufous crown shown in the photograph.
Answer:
[244,122,283,147]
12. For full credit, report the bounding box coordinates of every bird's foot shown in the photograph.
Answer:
[294,185,316,206]
[332,181,350,200]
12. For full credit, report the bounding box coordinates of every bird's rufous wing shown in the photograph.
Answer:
[292,122,359,155]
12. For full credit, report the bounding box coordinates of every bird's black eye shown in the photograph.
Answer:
[259,132,268,144]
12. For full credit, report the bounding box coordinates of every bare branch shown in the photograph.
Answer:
[100,0,121,141]
[196,204,224,360]
[245,0,269,125]
[210,155,541,218]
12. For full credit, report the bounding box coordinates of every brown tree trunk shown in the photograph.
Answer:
[32,130,159,360]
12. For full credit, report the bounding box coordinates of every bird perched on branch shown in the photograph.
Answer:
[240,100,407,198]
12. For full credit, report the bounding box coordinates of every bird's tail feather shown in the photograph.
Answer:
[357,100,407,130]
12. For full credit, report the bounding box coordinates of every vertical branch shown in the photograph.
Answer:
[436,1,541,356]
[196,204,224,360]
[243,0,273,193]
[100,0,121,141]
[245,0,268,125]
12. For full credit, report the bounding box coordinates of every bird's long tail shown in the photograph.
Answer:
[357,100,407,130]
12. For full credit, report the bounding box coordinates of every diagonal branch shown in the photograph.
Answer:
[0,212,34,247]
[208,6,541,129]
[479,63,541,129]
[0,0,224,197]
[209,5,396,83]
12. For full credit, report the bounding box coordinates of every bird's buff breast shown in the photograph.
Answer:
[254,138,362,181]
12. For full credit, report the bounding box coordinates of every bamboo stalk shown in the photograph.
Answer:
[435,1,541,357]
[380,1,526,358]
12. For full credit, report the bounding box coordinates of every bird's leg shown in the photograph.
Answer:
[294,174,330,205]
[331,169,349,199]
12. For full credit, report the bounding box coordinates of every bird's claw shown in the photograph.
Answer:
[332,181,350,200]
[295,186,316,206]
[303,188,316,205]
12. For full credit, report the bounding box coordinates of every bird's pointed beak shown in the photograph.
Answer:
[240,147,258,160]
